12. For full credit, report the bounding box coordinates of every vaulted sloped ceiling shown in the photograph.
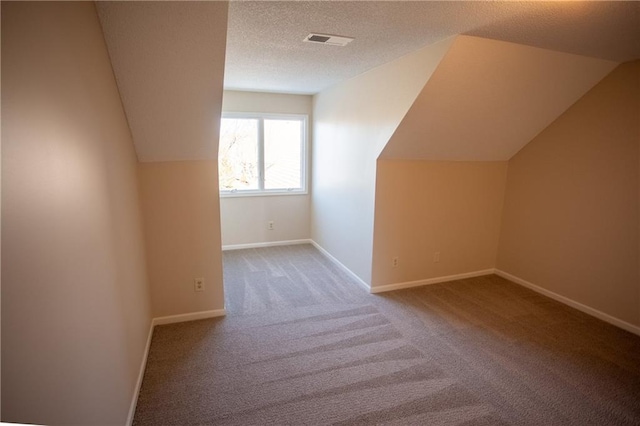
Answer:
[96,1,228,162]
[226,1,638,94]
[380,36,617,161]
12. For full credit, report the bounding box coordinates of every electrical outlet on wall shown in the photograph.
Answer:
[433,252,440,263]
[194,278,205,292]
[268,221,274,230]
[392,257,399,268]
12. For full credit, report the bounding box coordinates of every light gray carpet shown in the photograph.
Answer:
[133,244,640,425]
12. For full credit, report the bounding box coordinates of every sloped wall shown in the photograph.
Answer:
[381,36,617,161]
[97,1,228,162]
[98,1,229,318]
[497,61,640,328]
[312,38,454,285]
[2,2,151,423]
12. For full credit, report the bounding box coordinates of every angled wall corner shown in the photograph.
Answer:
[371,36,619,290]
[497,60,640,328]
[311,36,455,285]
[380,35,618,161]
[97,1,229,317]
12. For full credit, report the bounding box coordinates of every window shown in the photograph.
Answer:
[218,113,307,196]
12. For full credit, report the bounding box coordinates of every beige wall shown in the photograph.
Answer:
[220,91,312,246]
[222,90,312,115]
[1,2,151,424]
[497,61,640,327]
[139,161,225,317]
[220,195,310,246]
[372,161,507,287]
[312,37,454,285]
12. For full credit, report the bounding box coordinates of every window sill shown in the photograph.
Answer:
[219,190,308,199]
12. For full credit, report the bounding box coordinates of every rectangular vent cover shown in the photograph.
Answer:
[303,33,354,47]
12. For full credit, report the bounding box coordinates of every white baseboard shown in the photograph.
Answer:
[127,320,154,426]
[309,240,371,292]
[370,269,495,294]
[222,239,312,251]
[495,269,640,337]
[152,309,227,326]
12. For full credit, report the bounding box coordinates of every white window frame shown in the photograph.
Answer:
[219,112,308,198]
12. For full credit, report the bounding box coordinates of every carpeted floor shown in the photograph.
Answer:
[133,244,640,425]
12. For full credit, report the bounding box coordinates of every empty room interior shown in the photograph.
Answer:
[2,1,640,425]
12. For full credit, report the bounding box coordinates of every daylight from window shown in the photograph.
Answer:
[219,118,259,190]
[218,115,305,194]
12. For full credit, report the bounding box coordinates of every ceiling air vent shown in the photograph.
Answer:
[303,33,354,47]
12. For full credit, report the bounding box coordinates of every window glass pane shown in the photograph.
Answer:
[218,118,259,191]
[264,119,302,190]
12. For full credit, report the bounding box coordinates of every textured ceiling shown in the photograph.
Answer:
[380,36,617,161]
[225,1,640,94]
[97,1,228,161]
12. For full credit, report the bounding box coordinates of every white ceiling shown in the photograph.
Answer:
[225,1,640,94]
